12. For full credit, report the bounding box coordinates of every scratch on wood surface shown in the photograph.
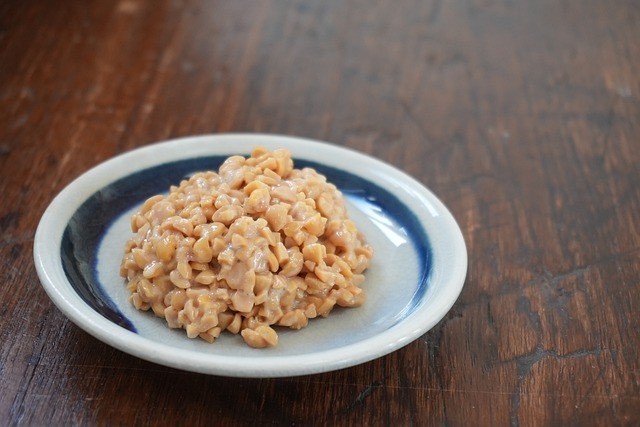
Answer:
[350,381,383,408]
[541,264,591,285]
[573,363,606,411]
[508,345,605,427]
[49,122,84,190]
[9,316,53,423]
[397,97,433,145]
[527,249,640,290]
[275,356,632,401]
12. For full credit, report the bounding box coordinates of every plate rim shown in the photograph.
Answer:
[33,133,468,377]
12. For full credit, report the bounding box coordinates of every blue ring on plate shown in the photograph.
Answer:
[61,156,432,333]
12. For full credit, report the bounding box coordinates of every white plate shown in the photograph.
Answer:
[34,134,467,377]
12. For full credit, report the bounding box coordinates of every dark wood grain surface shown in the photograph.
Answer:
[1,0,639,425]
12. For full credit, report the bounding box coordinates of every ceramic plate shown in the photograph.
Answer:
[34,134,467,377]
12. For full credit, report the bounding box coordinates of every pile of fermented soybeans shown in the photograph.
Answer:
[120,147,373,348]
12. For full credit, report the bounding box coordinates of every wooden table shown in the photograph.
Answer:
[2,0,638,425]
